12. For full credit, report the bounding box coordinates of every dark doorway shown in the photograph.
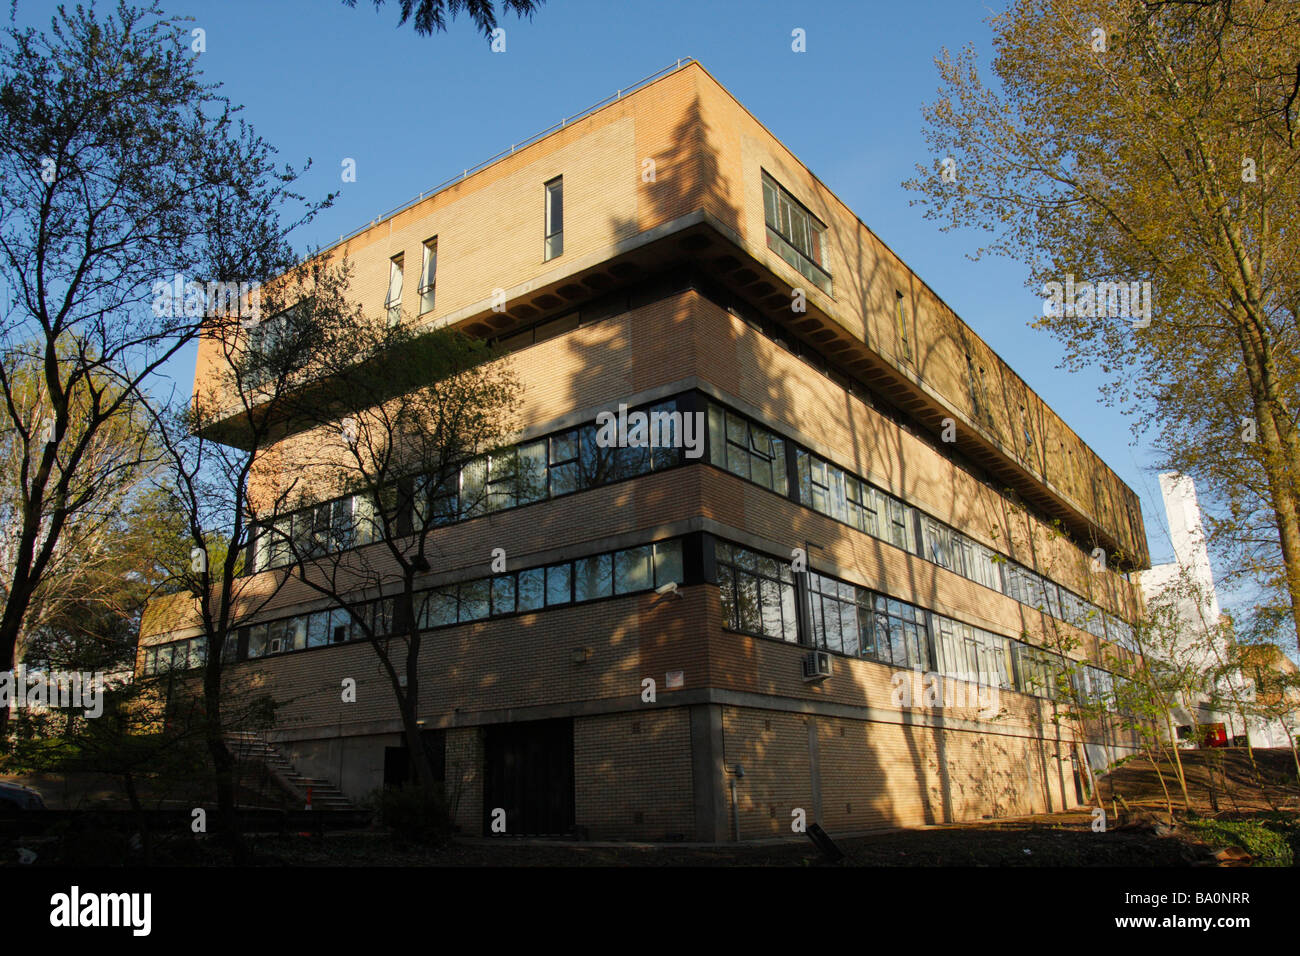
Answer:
[483,718,575,836]
[383,730,446,789]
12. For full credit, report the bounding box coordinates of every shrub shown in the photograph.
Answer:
[1184,817,1296,867]
[378,784,452,847]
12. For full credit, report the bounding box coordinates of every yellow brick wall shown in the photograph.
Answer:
[574,709,694,840]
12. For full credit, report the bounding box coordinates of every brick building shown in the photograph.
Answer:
[138,60,1149,840]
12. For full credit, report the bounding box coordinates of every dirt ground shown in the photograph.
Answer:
[7,746,1298,866]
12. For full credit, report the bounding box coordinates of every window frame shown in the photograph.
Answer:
[544,176,563,260]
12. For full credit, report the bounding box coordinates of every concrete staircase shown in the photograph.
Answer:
[226,731,354,811]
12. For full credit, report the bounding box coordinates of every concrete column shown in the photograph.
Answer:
[689,703,727,841]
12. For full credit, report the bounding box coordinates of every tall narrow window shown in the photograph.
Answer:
[895,291,912,362]
[965,353,983,421]
[544,176,563,260]
[386,254,404,326]
[419,238,437,314]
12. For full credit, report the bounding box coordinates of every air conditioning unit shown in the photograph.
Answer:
[802,651,832,681]
[268,638,283,654]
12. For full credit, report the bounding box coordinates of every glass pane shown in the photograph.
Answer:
[858,605,876,659]
[890,619,908,669]
[822,595,843,652]
[550,430,578,464]
[329,608,351,644]
[874,614,891,664]
[580,426,618,487]
[549,461,579,497]
[708,404,727,468]
[546,564,572,606]
[780,584,798,642]
[652,540,684,587]
[491,575,516,615]
[422,239,437,286]
[517,568,544,611]
[307,611,330,648]
[375,599,394,636]
[423,588,458,628]
[839,601,859,656]
[459,580,490,622]
[287,617,308,651]
[737,571,760,633]
[771,439,788,495]
[718,566,737,628]
[759,577,784,639]
[574,553,613,602]
[649,401,682,470]
[517,440,548,504]
[725,414,749,480]
[265,620,285,654]
[460,457,488,516]
[546,179,563,236]
[615,545,653,594]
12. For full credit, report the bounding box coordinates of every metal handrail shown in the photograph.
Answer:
[327,57,695,252]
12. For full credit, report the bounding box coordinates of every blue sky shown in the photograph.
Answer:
[15,0,1179,565]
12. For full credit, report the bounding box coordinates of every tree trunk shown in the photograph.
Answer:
[202,639,245,863]
[121,771,153,866]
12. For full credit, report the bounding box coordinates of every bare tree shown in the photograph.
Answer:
[254,280,524,791]
[0,1,322,741]
[140,258,346,858]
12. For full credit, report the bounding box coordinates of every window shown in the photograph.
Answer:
[546,563,571,606]
[414,473,458,530]
[965,353,983,421]
[574,553,612,602]
[548,430,580,496]
[873,596,932,671]
[491,575,516,615]
[761,172,831,294]
[808,573,861,655]
[896,291,912,362]
[1012,644,1065,700]
[244,299,311,388]
[420,588,458,629]
[419,238,437,314]
[957,535,1002,592]
[544,176,563,260]
[517,568,544,611]
[845,475,881,538]
[886,497,915,553]
[307,611,330,648]
[459,580,490,622]
[935,620,1012,690]
[922,516,960,574]
[716,542,798,643]
[614,546,653,595]
[652,540,684,588]
[386,254,404,326]
[710,405,788,494]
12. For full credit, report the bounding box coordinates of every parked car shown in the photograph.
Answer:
[0,781,47,811]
